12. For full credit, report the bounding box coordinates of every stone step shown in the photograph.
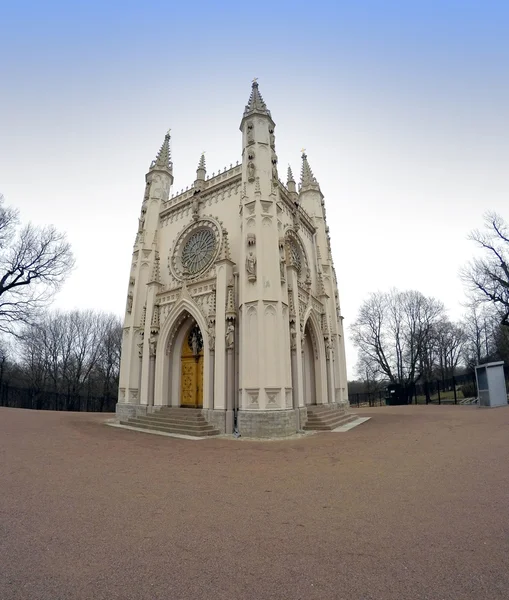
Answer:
[137,414,209,425]
[305,413,351,424]
[304,413,357,431]
[127,417,216,432]
[307,404,345,413]
[156,407,204,416]
[119,420,219,437]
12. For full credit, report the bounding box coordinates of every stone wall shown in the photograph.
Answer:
[115,404,148,421]
[237,409,298,438]
[202,409,226,434]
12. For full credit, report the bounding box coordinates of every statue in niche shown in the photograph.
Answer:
[290,321,297,350]
[269,128,275,148]
[225,322,235,349]
[280,252,285,279]
[190,328,200,356]
[207,319,216,351]
[247,161,256,182]
[138,209,146,233]
[149,337,157,357]
[126,292,133,314]
[247,122,254,145]
[191,194,200,220]
[246,251,257,281]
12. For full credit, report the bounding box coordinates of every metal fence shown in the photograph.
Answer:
[349,372,480,408]
[0,383,116,412]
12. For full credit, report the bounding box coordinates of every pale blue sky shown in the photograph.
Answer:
[1,1,508,377]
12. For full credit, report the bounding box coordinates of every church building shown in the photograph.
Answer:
[116,81,350,437]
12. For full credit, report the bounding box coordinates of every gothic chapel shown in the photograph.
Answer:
[116,81,350,437]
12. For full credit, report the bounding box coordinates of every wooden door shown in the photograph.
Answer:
[180,325,204,408]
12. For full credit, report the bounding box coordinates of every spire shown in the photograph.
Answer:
[150,130,172,172]
[287,165,297,194]
[299,151,320,191]
[243,79,271,119]
[196,152,206,180]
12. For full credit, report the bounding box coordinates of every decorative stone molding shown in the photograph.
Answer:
[285,229,309,282]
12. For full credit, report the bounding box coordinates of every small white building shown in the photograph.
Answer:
[116,81,349,437]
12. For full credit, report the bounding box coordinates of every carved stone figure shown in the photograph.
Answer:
[225,323,235,349]
[246,251,257,281]
[269,128,275,148]
[191,195,200,220]
[247,161,256,182]
[207,319,216,351]
[138,209,146,233]
[290,321,297,350]
[149,337,157,357]
[247,122,254,144]
[280,252,285,279]
[126,292,133,314]
[190,329,200,355]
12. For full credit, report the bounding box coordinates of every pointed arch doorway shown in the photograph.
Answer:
[180,322,204,408]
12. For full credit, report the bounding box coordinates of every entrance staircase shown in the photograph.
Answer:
[303,405,358,431]
[120,407,220,437]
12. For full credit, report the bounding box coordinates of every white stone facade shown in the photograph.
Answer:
[116,82,349,436]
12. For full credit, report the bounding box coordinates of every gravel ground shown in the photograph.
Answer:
[1,405,508,600]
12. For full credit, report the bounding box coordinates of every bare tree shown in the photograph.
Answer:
[351,289,445,394]
[0,194,74,335]
[462,212,509,327]
[432,318,466,382]
[462,304,504,369]
[17,309,122,410]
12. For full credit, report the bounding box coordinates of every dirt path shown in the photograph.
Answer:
[1,405,508,600]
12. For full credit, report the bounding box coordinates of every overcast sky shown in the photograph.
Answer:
[1,1,508,378]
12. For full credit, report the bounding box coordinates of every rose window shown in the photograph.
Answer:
[289,241,302,276]
[181,229,216,275]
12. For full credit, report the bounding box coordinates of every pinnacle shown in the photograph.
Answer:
[243,80,271,119]
[300,152,318,188]
[197,152,206,171]
[151,130,172,171]
[287,165,295,184]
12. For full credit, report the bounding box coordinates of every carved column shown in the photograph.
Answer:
[207,318,215,415]
[137,337,143,404]
[225,321,235,434]
[289,320,300,430]
[326,338,335,405]
[148,338,156,407]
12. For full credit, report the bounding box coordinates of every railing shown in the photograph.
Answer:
[0,383,116,412]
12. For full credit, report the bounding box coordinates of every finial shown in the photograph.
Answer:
[243,79,271,118]
[151,130,172,171]
[300,151,319,189]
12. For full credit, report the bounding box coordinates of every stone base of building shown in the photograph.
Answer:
[115,403,149,421]
[237,409,300,438]
[202,409,231,434]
